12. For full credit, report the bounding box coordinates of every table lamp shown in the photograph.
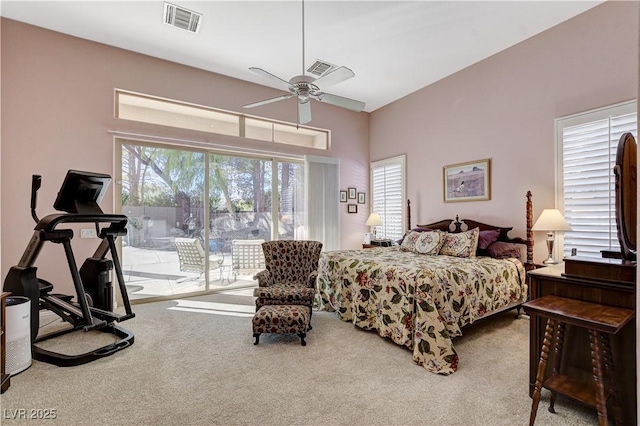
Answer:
[531,209,572,264]
[365,213,383,240]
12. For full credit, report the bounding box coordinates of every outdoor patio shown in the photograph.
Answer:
[122,245,259,301]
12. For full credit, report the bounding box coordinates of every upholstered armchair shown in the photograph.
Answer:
[253,240,323,327]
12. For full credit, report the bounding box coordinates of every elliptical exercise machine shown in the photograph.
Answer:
[3,170,135,366]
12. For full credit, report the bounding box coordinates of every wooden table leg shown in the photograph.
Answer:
[601,333,622,425]
[530,318,556,426]
[549,321,565,413]
[588,329,609,426]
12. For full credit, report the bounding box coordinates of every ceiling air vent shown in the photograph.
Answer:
[306,60,337,77]
[163,2,202,34]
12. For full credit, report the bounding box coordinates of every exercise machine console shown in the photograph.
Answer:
[3,170,135,366]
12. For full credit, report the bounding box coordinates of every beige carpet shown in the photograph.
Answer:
[2,291,597,425]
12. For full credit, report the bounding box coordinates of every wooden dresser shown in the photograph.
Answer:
[527,258,636,425]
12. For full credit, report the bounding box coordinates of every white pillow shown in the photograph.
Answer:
[439,227,480,258]
[414,230,447,255]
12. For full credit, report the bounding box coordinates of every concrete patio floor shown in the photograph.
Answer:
[122,246,258,301]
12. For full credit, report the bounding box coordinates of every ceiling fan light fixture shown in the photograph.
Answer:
[299,93,310,103]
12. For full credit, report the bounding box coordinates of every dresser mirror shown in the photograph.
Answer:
[614,132,637,261]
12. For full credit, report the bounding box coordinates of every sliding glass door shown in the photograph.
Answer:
[117,139,304,302]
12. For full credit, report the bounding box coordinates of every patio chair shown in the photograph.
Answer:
[174,238,225,281]
[253,240,323,329]
[230,239,265,281]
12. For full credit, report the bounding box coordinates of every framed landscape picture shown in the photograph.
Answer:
[348,204,357,214]
[443,158,491,202]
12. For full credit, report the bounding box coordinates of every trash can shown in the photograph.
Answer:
[5,296,32,375]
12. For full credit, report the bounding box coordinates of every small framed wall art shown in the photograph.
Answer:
[348,187,357,199]
[348,204,358,214]
[340,190,347,202]
[443,158,491,203]
[357,192,365,204]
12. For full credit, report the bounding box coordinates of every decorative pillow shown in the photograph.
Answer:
[439,227,480,258]
[486,241,522,260]
[400,230,422,252]
[478,229,500,250]
[397,227,432,245]
[414,230,447,255]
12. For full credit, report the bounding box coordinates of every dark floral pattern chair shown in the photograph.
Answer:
[253,240,323,329]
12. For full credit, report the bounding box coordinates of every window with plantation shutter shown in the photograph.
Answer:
[370,155,406,240]
[557,100,637,259]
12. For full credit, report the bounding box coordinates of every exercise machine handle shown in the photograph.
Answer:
[31,174,42,223]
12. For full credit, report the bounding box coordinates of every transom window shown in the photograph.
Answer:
[116,90,329,150]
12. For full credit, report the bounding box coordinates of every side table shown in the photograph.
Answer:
[526,263,636,425]
[523,295,634,425]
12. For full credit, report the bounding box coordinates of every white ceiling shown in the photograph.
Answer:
[1,0,603,112]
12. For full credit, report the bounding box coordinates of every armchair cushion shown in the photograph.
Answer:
[253,284,315,303]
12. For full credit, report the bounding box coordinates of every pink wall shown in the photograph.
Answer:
[1,2,638,287]
[0,18,370,291]
[370,1,638,263]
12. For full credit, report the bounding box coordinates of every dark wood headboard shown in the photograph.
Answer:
[407,191,534,268]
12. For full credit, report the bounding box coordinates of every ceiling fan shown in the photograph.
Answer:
[243,0,365,125]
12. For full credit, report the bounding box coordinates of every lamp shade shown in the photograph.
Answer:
[531,209,572,232]
[365,213,383,227]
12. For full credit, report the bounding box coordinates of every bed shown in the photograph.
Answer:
[316,192,534,375]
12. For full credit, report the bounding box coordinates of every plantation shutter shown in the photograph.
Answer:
[370,155,406,240]
[558,101,637,259]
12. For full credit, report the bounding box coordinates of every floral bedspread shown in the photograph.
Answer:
[315,246,527,375]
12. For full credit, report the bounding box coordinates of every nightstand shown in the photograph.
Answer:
[362,240,393,249]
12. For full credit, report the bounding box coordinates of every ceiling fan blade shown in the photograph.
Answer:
[298,101,312,124]
[249,67,292,90]
[316,92,365,112]
[243,94,294,109]
[314,66,355,90]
